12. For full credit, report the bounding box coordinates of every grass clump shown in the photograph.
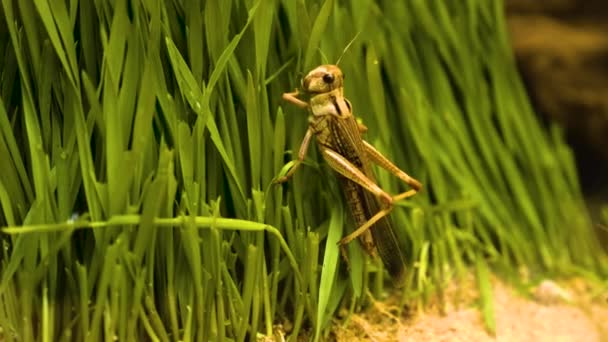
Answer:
[0,0,605,341]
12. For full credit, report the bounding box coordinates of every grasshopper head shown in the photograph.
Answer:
[301,65,344,94]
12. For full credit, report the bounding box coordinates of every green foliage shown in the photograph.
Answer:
[0,0,605,340]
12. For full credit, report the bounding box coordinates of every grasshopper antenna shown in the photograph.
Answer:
[336,31,362,66]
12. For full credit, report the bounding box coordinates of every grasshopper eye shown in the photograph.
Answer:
[322,73,335,84]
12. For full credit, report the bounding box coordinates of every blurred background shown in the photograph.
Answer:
[506,0,608,231]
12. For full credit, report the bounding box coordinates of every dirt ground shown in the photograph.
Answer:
[331,277,608,342]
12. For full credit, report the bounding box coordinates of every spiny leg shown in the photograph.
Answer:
[362,140,422,192]
[321,148,392,204]
[338,205,392,246]
[320,146,421,247]
[320,148,397,245]
[394,189,418,201]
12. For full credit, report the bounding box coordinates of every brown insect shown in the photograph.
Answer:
[276,64,422,285]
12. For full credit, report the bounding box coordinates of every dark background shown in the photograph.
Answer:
[506,0,608,237]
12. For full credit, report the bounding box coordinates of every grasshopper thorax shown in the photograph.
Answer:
[302,65,344,94]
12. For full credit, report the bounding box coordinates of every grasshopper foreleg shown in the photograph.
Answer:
[274,127,315,184]
[274,90,314,184]
[282,89,308,108]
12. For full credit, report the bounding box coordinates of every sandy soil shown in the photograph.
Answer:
[331,277,608,342]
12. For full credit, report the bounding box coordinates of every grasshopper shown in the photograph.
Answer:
[276,64,422,285]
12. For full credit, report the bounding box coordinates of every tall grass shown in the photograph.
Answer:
[0,0,605,340]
